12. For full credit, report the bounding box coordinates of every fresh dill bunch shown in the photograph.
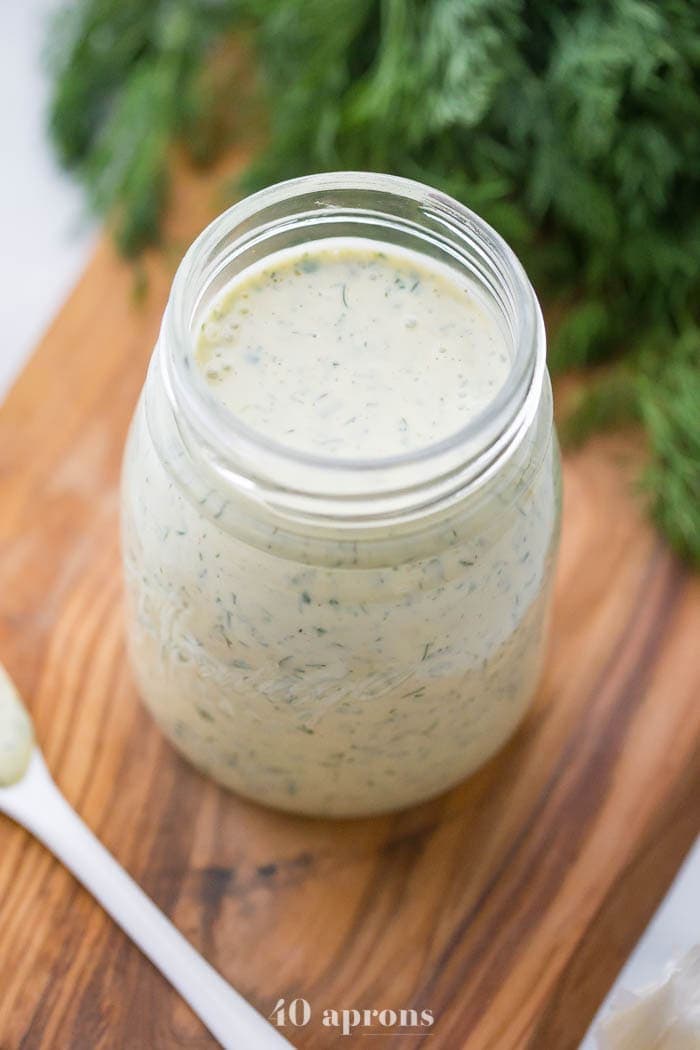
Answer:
[562,330,700,563]
[46,0,700,560]
[638,332,700,563]
[47,0,238,253]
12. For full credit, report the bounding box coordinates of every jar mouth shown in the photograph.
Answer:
[162,172,545,519]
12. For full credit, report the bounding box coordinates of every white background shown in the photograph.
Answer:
[0,0,95,401]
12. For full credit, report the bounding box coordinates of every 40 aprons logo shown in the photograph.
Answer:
[270,997,435,1037]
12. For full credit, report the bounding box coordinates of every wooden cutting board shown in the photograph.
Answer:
[1,156,699,1050]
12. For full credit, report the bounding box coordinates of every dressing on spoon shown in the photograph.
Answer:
[0,663,33,786]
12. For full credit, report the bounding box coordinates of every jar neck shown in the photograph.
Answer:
[158,172,545,527]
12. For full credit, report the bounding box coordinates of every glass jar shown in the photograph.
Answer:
[121,172,561,818]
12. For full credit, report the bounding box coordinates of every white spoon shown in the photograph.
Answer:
[0,662,293,1050]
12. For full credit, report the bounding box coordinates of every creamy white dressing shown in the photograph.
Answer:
[0,664,34,786]
[196,241,509,457]
[121,236,559,816]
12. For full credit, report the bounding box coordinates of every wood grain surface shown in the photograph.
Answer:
[0,158,699,1050]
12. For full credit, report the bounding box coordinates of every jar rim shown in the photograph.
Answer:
[161,172,546,518]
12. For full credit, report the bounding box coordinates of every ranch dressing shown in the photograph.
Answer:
[0,663,34,786]
[196,242,509,457]
[122,209,559,817]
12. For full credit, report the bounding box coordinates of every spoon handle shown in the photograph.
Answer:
[1,750,293,1050]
